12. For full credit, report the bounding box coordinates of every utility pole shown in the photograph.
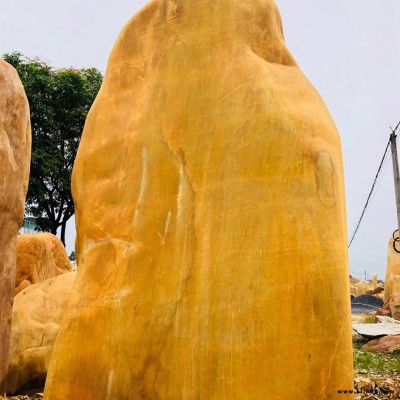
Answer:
[364,270,367,282]
[390,132,400,242]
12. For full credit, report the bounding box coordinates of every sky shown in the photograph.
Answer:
[1,0,400,280]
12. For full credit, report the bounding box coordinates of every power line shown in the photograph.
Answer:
[391,120,400,136]
[348,120,400,248]
[348,139,390,247]
[349,270,371,281]
[350,270,365,277]
[369,150,391,205]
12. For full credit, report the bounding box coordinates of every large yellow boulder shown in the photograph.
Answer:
[7,272,76,395]
[45,1,353,398]
[385,235,400,300]
[14,233,72,296]
[0,59,31,393]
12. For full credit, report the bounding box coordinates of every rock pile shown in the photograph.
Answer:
[350,275,384,298]
[354,372,400,400]
[0,395,42,400]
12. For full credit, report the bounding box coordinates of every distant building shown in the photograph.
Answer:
[19,216,39,235]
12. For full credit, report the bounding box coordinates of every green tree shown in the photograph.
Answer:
[69,251,76,262]
[3,52,102,245]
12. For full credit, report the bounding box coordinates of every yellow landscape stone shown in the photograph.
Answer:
[0,59,31,393]
[45,0,353,398]
[372,273,378,289]
[385,236,400,300]
[355,281,372,296]
[350,275,360,296]
[14,233,72,296]
[7,272,76,395]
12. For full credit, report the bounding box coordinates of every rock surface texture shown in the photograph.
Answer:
[377,294,400,321]
[353,317,400,339]
[14,233,72,296]
[7,272,76,395]
[385,236,400,300]
[352,294,384,314]
[0,59,31,393]
[362,335,400,353]
[45,1,353,399]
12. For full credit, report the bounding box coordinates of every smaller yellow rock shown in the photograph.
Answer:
[7,272,76,394]
[14,233,72,295]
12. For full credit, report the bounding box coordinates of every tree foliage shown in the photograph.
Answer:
[3,52,102,245]
[69,251,76,262]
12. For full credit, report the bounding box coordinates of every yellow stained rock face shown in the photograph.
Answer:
[0,59,31,393]
[15,233,72,296]
[45,1,353,399]
[7,272,76,395]
[385,236,400,300]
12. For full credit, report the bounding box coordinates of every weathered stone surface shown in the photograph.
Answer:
[376,307,392,318]
[0,59,31,393]
[385,236,400,300]
[377,293,400,321]
[353,316,400,339]
[377,296,391,317]
[7,272,76,395]
[373,286,384,295]
[14,233,72,296]
[45,1,353,398]
[393,275,400,295]
[387,294,400,320]
[352,294,384,314]
[362,335,400,353]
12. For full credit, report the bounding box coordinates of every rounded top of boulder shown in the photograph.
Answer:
[106,0,296,79]
[17,232,67,252]
[0,59,30,122]
[16,233,71,269]
[0,58,31,231]
[15,233,72,295]
[0,58,20,81]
